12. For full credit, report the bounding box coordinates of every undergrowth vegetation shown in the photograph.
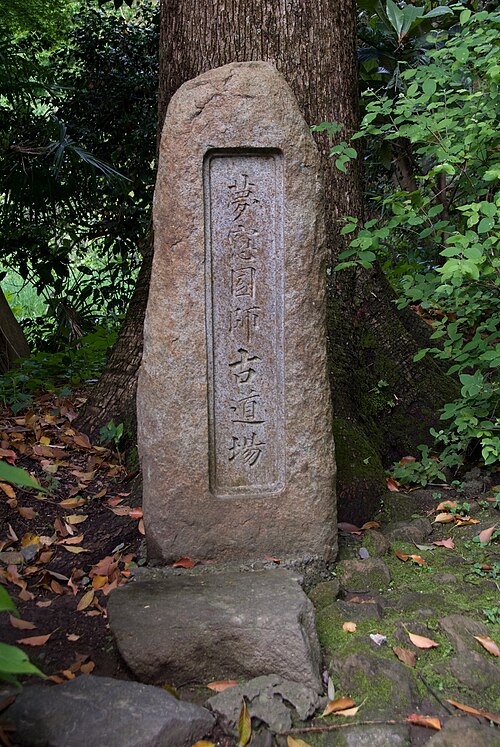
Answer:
[319,4,499,484]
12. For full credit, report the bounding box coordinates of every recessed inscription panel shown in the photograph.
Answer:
[204,151,285,497]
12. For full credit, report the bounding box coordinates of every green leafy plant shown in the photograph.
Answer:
[0,587,45,687]
[326,5,500,482]
[99,420,124,451]
[483,606,500,625]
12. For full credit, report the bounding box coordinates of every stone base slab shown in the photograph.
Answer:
[108,568,322,692]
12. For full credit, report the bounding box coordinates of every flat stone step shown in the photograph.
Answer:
[108,567,322,691]
[5,675,214,747]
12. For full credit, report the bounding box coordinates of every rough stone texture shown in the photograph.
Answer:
[138,61,336,564]
[384,518,433,544]
[438,652,500,693]
[207,674,320,735]
[332,725,411,746]
[439,614,493,655]
[337,558,391,593]
[361,529,390,557]
[308,579,340,610]
[426,717,500,747]
[108,568,322,691]
[5,676,214,747]
[330,653,419,715]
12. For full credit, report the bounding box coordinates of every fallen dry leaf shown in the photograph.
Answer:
[172,557,197,569]
[400,456,416,465]
[322,697,355,716]
[80,660,95,674]
[446,699,500,725]
[287,738,313,747]
[393,646,416,667]
[62,546,88,554]
[77,589,95,611]
[73,434,92,449]
[17,506,37,520]
[129,508,143,519]
[9,615,36,631]
[338,522,362,533]
[335,704,363,717]
[474,635,500,657]
[67,634,80,641]
[36,600,52,608]
[263,555,281,563]
[64,515,88,525]
[342,622,357,633]
[455,517,480,526]
[0,483,16,499]
[432,538,455,549]
[238,699,252,747]
[17,633,51,646]
[58,497,85,509]
[138,518,145,535]
[407,632,439,649]
[360,521,380,530]
[433,512,455,524]
[407,715,441,731]
[206,680,238,692]
[436,500,457,512]
[191,743,216,747]
[386,477,400,492]
[478,526,497,545]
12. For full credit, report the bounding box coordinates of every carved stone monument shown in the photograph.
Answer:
[138,61,336,563]
[109,62,336,694]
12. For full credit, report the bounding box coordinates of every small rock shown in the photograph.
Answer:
[358,547,370,559]
[5,675,215,747]
[337,558,391,593]
[308,579,340,611]
[387,591,445,616]
[330,653,419,715]
[384,518,432,544]
[425,717,500,747]
[436,651,500,693]
[431,573,457,584]
[336,599,382,621]
[439,614,492,655]
[207,674,320,735]
[362,529,390,557]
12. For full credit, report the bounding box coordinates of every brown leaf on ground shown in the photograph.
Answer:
[455,518,480,526]
[58,497,85,509]
[407,715,441,730]
[436,500,457,511]
[342,622,357,633]
[338,522,362,533]
[474,635,500,657]
[206,680,238,692]
[80,661,95,674]
[138,518,145,535]
[386,477,400,492]
[447,699,500,725]
[172,557,197,569]
[393,646,416,667]
[9,615,36,631]
[129,508,143,519]
[432,538,455,549]
[400,456,416,465]
[322,697,356,716]
[77,590,95,611]
[0,483,16,499]
[360,521,380,530]
[407,632,439,649]
[17,633,51,646]
[478,526,497,544]
[62,546,88,554]
[433,513,455,524]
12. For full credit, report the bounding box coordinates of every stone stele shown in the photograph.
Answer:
[138,61,336,563]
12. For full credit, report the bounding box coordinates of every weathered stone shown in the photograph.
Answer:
[425,717,500,747]
[384,518,433,543]
[138,61,336,564]
[336,599,383,621]
[436,652,500,693]
[388,591,446,615]
[439,614,493,655]
[207,674,320,735]
[361,529,390,557]
[431,573,457,584]
[337,558,391,593]
[108,568,322,691]
[329,724,411,746]
[308,579,340,610]
[330,653,419,715]
[5,675,214,747]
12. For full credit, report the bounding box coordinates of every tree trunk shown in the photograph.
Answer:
[77,0,454,523]
[0,286,30,373]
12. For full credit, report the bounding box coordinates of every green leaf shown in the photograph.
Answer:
[477,217,494,234]
[0,587,18,615]
[0,642,45,679]
[238,700,252,747]
[459,9,471,25]
[423,7,453,19]
[386,0,404,36]
[423,79,437,96]
[0,461,46,491]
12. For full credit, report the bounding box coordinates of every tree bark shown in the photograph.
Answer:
[77,0,454,523]
[0,286,30,373]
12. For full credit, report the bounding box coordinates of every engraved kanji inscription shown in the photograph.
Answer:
[205,150,284,497]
